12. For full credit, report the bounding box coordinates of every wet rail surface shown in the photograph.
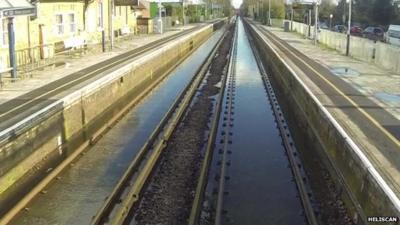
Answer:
[203,18,308,225]
[126,21,234,225]
[251,21,400,167]
[8,29,225,225]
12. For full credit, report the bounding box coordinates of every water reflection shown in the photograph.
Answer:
[212,18,305,225]
[10,30,224,225]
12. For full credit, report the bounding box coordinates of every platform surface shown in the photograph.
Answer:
[252,21,400,199]
[0,25,198,131]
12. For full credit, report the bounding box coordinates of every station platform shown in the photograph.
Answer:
[266,26,400,120]
[0,20,222,224]
[0,25,196,105]
[0,24,198,130]
[251,20,400,212]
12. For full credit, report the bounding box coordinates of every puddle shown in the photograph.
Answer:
[375,92,400,105]
[331,67,360,77]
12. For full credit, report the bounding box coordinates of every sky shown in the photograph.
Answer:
[232,0,242,9]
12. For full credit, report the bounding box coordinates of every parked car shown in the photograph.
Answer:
[386,24,400,46]
[350,26,363,36]
[332,25,347,33]
[363,26,385,41]
[319,22,329,30]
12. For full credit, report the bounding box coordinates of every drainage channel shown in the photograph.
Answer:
[8,28,225,225]
[196,17,317,225]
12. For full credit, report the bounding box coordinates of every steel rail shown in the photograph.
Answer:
[247,19,400,220]
[90,27,227,225]
[0,21,223,225]
[0,22,214,123]
[187,22,233,225]
[213,20,238,225]
[245,20,319,225]
[256,24,400,149]
[0,38,193,225]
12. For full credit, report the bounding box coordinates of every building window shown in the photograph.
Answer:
[0,19,9,47]
[68,13,76,32]
[55,14,64,35]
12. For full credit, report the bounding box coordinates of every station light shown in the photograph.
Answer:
[346,0,352,56]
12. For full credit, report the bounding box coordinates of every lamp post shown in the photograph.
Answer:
[268,0,271,26]
[7,17,16,79]
[182,0,185,25]
[205,0,207,20]
[329,14,333,30]
[314,1,319,45]
[109,0,114,50]
[158,0,163,34]
[100,0,105,52]
[261,0,264,24]
[290,3,293,31]
[308,9,312,37]
[346,0,351,56]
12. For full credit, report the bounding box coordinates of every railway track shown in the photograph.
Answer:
[188,17,318,225]
[90,23,230,225]
[247,23,318,225]
[0,20,226,225]
[246,18,400,224]
[3,18,321,225]
[0,20,221,129]
[248,19,400,156]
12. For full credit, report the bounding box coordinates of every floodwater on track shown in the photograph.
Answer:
[205,18,306,225]
[10,29,224,225]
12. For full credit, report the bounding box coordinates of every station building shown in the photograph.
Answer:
[0,0,146,77]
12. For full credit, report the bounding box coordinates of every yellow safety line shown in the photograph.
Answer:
[0,28,201,119]
[260,25,400,148]
[0,52,145,118]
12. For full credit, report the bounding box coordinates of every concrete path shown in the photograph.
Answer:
[266,26,400,121]
[254,22,400,201]
[0,25,196,106]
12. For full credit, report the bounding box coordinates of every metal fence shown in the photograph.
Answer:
[15,44,56,73]
[284,19,400,73]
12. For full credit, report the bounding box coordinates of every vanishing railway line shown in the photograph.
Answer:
[92,17,318,225]
[1,20,226,225]
[90,20,232,225]
[250,20,400,152]
[4,17,339,225]
[188,17,317,225]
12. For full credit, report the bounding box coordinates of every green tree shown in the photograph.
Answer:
[394,2,400,24]
[333,0,348,25]
[353,0,374,26]
[371,0,394,25]
[271,0,285,18]
[262,0,285,23]
[319,0,336,22]
[352,0,397,26]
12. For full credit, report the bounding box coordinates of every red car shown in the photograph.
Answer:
[350,26,363,36]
